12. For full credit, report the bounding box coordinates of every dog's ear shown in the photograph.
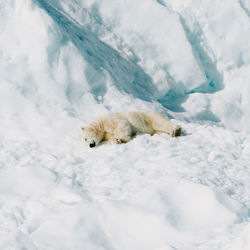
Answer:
[81,127,85,131]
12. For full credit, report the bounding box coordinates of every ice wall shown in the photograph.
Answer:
[38,0,250,132]
[1,0,250,138]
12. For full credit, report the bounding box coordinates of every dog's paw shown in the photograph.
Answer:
[116,138,124,144]
[109,137,123,144]
[170,126,182,137]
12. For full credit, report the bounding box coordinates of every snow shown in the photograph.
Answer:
[0,0,250,249]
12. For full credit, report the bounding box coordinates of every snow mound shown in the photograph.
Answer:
[100,177,247,250]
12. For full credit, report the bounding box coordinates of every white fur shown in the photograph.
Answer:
[82,111,182,147]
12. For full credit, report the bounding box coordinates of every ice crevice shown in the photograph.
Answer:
[35,0,156,102]
[177,15,224,94]
[158,1,224,95]
[239,0,250,18]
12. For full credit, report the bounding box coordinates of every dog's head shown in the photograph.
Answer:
[81,127,102,148]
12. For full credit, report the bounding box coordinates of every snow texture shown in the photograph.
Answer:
[0,0,250,249]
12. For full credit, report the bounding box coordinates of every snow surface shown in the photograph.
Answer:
[0,0,250,249]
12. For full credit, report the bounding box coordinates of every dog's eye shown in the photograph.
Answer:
[84,138,87,141]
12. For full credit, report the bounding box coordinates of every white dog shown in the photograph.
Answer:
[82,111,182,147]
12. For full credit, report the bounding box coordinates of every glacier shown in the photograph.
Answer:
[0,0,250,249]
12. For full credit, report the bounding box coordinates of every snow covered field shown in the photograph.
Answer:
[0,0,250,249]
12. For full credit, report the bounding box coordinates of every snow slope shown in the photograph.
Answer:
[0,0,250,249]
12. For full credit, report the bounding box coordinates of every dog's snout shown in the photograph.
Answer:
[89,142,96,148]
